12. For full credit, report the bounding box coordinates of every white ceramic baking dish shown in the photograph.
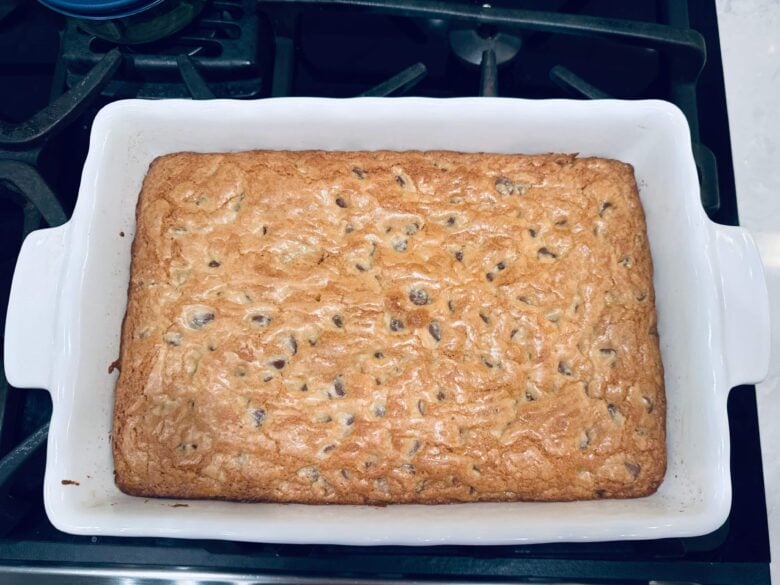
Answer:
[3,98,770,545]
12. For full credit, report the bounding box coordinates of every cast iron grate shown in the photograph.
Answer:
[268,0,719,212]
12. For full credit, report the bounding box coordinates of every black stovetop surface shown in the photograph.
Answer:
[0,1,770,583]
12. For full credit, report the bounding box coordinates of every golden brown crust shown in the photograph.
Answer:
[112,150,665,504]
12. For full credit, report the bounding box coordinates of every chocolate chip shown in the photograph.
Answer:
[164,332,182,346]
[271,359,286,370]
[345,224,354,234]
[252,408,266,427]
[436,390,446,401]
[252,314,271,327]
[428,321,442,342]
[454,250,464,262]
[333,378,346,397]
[298,466,319,482]
[525,391,537,402]
[352,166,365,179]
[300,383,309,392]
[332,315,344,328]
[599,201,614,217]
[335,197,348,208]
[190,312,215,329]
[625,462,641,478]
[537,247,557,259]
[355,263,366,272]
[486,272,495,282]
[262,225,268,235]
[446,216,456,226]
[558,361,572,376]
[447,300,455,312]
[495,176,514,196]
[409,288,428,305]
[389,318,405,332]
[393,239,408,252]
[479,312,490,324]
[374,351,384,359]
[528,228,537,238]
[404,222,419,236]
[496,261,506,271]
[208,260,221,268]
[344,414,354,426]
[323,444,336,453]
[555,217,568,226]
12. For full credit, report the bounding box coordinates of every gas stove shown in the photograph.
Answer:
[0,1,770,583]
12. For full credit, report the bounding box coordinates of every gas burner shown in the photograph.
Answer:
[60,0,267,99]
[449,25,522,67]
[449,25,521,96]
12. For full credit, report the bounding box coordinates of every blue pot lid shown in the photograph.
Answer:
[37,0,166,19]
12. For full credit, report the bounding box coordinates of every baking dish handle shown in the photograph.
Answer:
[710,223,770,388]
[3,224,69,391]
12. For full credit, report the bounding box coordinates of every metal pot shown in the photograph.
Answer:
[37,0,207,44]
